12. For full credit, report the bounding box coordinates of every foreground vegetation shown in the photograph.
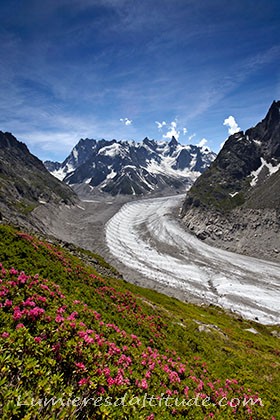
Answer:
[0,225,279,419]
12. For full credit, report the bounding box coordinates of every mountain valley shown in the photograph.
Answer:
[0,104,279,419]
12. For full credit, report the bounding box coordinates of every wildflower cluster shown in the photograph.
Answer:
[0,262,266,419]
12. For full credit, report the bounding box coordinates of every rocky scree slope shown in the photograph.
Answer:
[181,100,280,261]
[45,137,216,196]
[0,131,77,229]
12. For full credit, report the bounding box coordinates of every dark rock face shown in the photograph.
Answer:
[181,100,280,262]
[45,136,216,196]
[246,100,280,159]
[182,100,280,214]
[0,131,76,224]
[172,149,192,170]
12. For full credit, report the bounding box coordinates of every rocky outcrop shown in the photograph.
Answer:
[0,131,77,229]
[181,101,280,261]
[182,101,280,213]
[182,206,280,261]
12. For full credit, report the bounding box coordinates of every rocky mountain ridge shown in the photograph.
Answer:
[0,131,77,228]
[45,137,216,195]
[181,100,280,261]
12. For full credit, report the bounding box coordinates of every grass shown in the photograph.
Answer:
[184,163,255,213]
[0,224,279,419]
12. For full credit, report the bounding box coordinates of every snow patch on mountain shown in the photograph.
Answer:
[98,142,127,158]
[250,157,280,187]
[72,147,79,160]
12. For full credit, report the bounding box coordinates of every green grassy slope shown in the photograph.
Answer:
[0,225,279,419]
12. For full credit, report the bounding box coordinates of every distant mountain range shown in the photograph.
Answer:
[45,137,216,195]
[181,100,280,261]
[0,131,76,227]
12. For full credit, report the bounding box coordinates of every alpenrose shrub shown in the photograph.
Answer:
[0,264,269,419]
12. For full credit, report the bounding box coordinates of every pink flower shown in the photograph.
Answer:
[115,374,124,386]
[148,362,155,370]
[16,323,25,329]
[36,295,47,303]
[9,268,18,275]
[117,354,132,367]
[67,311,78,321]
[52,343,61,352]
[178,365,185,374]
[22,298,36,307]
[169,371,181,384]
[196,379,204,391]
[1,332,9,338]
[75,362,86,371]
[107,377,115,387]
[146,414,155,420]
[4,299,12,307]
[55,315,64,323]
[57,306,67,314]
[18,272,29,284]
[34,337,42,343]
[163,365,170,373]
[207,382,215,390]
[83,335,94,344]
[0,287,9,297]
[103,367,111,377]
[28,307,45,320]
[78,377,89,386]
[13,307,23,321]
[97,386,105,395]
[139,379,148,390]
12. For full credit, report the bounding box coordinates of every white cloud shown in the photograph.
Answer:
[188,133,196,141]
[120,117,133,126]
[196,138,208,148]
[163,120,180,140]
[155,120,167,130]
[183,127,188,135]
[223,115,241,135]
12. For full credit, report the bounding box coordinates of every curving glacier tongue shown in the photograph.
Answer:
[105,195,280,325]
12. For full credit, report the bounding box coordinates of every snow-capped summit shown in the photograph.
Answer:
[45,137,216,195]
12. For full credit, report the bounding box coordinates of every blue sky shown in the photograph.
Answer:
[0,0,279,161]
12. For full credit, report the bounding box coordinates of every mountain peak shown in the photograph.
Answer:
[0,131,76,225]
[169,136,178,146]
[0,131,30,155]
[263,100,280,128]
[182,100,280,214]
